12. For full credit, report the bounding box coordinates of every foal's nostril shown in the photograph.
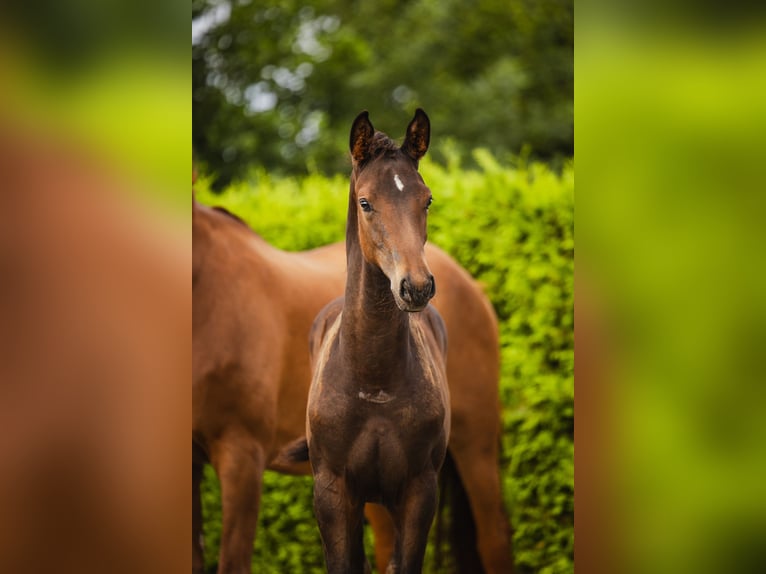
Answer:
[400,278,411,302]
[399,275,435,307]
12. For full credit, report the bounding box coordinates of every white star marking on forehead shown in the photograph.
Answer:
[394,173,404,191]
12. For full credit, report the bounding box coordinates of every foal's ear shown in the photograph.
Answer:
[402,108,430,161]
[349,110,375,164]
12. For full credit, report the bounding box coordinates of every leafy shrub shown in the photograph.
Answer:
[195,151,574,573]
[423,151,574,572]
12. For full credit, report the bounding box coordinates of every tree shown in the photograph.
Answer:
[192,0,572,190]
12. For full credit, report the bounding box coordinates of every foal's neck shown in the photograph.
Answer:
[340,178,411,381]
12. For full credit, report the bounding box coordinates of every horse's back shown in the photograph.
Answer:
[425,242,499,385]
[426,243,498,345]
[423,244,501,446]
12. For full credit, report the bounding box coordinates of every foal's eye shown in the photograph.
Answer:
[426,197,433,210]
[359,198,372,212]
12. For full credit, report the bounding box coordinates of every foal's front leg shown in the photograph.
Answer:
[313,470,369,574]
[390,472,439,574]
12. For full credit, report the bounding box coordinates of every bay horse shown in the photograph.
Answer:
[193,141,513,573]
[304,109,449,573]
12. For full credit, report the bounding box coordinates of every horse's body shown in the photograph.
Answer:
[306,109,449,574]
[192,145,513,573]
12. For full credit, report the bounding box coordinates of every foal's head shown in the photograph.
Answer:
[349,109,435,312]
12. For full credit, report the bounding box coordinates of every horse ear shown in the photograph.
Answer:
[402,108,430,161]
[349,110,375,164]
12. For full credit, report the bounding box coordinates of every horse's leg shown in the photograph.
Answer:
[210,438,266,574]
[192,459,205,574]
[364,503,395,573]
[313,471,369,574]
[449,440,515,574]
[391,473,439,574]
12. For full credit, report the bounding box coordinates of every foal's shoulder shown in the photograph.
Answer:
[308,296,344,364]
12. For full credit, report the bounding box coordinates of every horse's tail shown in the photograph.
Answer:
[434,451,484,574]
[273,437,309,465]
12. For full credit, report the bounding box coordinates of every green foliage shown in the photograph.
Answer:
[192,0,572,188]
[201,467,326,574]
[196,169,349,251]
[195,151,573,573]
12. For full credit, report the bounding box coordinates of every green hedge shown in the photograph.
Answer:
[195,150,574,574]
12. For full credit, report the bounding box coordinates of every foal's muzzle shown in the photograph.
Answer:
[399,275,436,311]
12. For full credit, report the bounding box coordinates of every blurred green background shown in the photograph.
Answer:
[577,11,766,574]
[0,0,188,208]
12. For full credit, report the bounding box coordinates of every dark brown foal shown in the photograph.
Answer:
[306,110,450,574]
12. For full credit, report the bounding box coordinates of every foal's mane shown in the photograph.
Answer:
[356,132,402,169]
[370,132,399,156]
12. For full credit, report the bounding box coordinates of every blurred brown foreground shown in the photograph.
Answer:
[0,121,190,573]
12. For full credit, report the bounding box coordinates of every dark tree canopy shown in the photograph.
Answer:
[192,0,573,190]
